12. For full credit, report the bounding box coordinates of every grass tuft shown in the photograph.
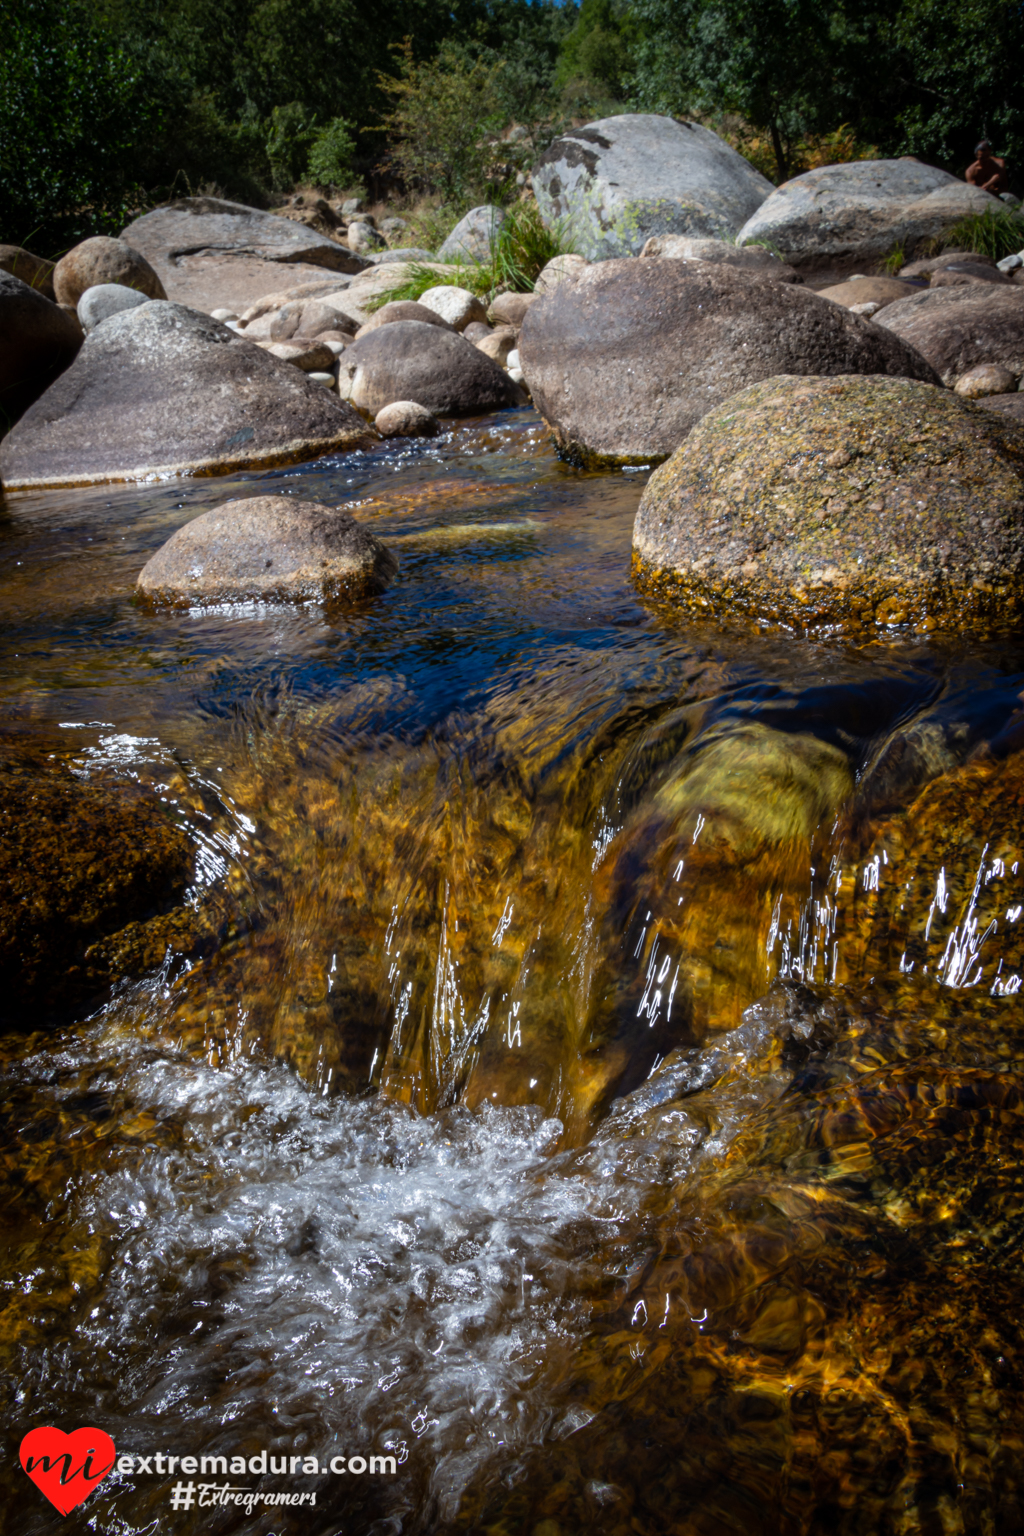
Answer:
[936,206,1024,261]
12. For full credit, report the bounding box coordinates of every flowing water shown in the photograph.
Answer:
[2,408,1024,1535]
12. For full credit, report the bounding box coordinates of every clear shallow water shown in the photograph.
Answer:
[3,408,1024,1535]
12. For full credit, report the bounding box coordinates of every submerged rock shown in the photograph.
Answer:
[137,495,397,606]
[336,321,524,416]
[534,115,774,259]
[875,284,1024,386]
[0,743,192,1021]
[518,258,939,466]
[0,301,376,488]
[0,270,83,431]
[53,235,166,307]
[632,373,1024,633]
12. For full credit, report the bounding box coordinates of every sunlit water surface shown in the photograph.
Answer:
[3,409,1024,1535]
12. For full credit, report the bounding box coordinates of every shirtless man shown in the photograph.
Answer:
[966,140,1009,195]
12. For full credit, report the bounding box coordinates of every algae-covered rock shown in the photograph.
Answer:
[0,745,193,1020]
[633,373,1024,633]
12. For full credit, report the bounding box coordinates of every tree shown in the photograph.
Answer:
[380,39,509,201]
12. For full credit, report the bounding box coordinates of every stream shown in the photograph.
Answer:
[2,406,1024,1535]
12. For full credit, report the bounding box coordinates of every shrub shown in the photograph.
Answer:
[380,40,510,203]
[937,206,1024,261]
[307,118,357,190]
[265,102,318,192]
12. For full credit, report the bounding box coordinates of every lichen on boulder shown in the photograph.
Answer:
[632,373,1024,634]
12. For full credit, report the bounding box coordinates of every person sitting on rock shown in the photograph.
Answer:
[966,140,1009,194]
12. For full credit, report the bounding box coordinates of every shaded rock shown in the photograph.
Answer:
[437,205,507,264]
[0,301,376,489]
[929,263,1011,289]
[816,275,919,310]
[341,197,364,217]
[0,270,83,431]
[980,393,1024,422]
[0,245,55,300]
[347,220,386,254]
[0,742,192,1021]
[380,216,409,242]
[534,115,773,259]
[53,236,166,307]
[354,300,455,339]
[122,197,367,278]
[487,291,536,328]
[474,327,517,366]
[257,338,336,371]
[632,373,1024,634]
[954,363,1017,398]
[738,160,1002,269]
[137,494,396,607]
[77,282,152,333]
[336,321,525,416]
[417,285,487,331]
[463,321,494,343]
[640,234,800,281]
[293,298,357,336]
[314,332,350,354]
[533,253,589,294]
[899,249,999,278]
[876,285,1024,386]
[518,258,939,467]
[374,401,443,438]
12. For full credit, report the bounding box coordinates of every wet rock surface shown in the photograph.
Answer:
[534,114,774,259]
[0,301,375,488]
[738,158,1001,269]
[519,258,939,466]
[0,271,83,432]
[337,321,524,416]
[633,373,1024,632]
[876,283,1024,386]
[137,494,397,606]
[0,742,193,1022]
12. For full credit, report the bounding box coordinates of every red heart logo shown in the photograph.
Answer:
[20,1427,116,1516]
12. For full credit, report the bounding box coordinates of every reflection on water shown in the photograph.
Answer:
[2,409,1024,1533]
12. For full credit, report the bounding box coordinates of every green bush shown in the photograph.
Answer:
[265,102,318,192]
[380,40,510,203]
[938,206,1024,261]
[0,0,158,250]
[306,118,357,190]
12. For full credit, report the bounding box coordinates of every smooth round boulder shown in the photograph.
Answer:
[77,282,152,333]
[0,270,83,430]
[876,286,1024,386]
[639,234,799,281]
[416,285,487,332]
[474,328,517,366]
[336,321,524,417]
[137,495,397,607]
[632,373,1024,634]
[816,276,919,311]
[0,302,376,489]
[374,401,443,438]
[518,258,940,467]
[354,300,455,339]
[954,363,1017,398]
[533,254,589,294]
[0,245,55,300]
[53,236,166,308]
[347,220,386,255]
[487,291,536,328]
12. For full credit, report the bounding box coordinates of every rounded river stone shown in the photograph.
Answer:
[632,373,1024,634]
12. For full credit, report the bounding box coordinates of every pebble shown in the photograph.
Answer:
[211,308,239,321]
[308,371,336,388]
[374,400,443,438]
[954,363,1018,398]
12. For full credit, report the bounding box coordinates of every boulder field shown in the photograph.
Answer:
[632,373,1024,634]
[137,496,397,607]
[534,114,774,259]
[0,301,376,489]
[518,258,938,466]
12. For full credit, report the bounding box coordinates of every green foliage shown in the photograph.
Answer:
[365,260,494,308]
[556,0,637,109]
[380,40,510,202]
[880,242,906,275]
[938,206,1024,260]
[265,102,317,190]
[0,0,159,248]
[306,118,357,190]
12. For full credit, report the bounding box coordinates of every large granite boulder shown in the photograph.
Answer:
[0,271,83,431]
[0,301,376,489]
[0,741,192,1021]
[122,196,367,275]
[517,258,939,467]
[53,235,166,307]
[137,495,397,606]
[737,159,1002,270]
[533,115,774,260]
[437,205,506,264]
[632,373,1024,634]
[875,285,1024,386]
[336,321,525,417]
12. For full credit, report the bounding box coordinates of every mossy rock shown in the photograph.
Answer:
[633,372,1024,634]
[0,745,193,1021]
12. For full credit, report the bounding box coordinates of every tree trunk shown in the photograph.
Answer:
[769,119,788,183]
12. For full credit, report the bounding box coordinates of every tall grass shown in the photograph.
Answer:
[937,205,1024,260]
[365,199,576,310]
